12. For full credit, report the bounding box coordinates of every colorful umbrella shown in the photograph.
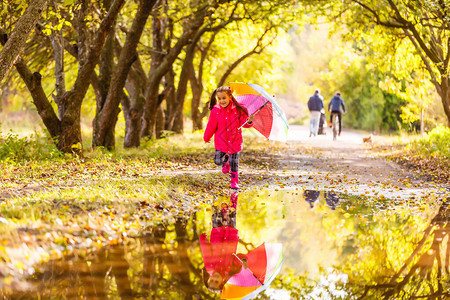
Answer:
[221,243,283,299]
[230,82,289,142]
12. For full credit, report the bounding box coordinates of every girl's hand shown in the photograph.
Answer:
[248,114,255,123]
[242,259,248,269]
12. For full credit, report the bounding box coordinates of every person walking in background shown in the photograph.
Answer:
[307,88,324,137]
[328,91,346,136]
[204,86,254,189]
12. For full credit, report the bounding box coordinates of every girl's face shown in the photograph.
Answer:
[217,92,231,108]
[208,272,223,289]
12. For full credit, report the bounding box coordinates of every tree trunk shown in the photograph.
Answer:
[171,105,184,133]
[93,0,155,149]
[1,0,124,153]
[431,75,450,128]
[166,26,212,133]
[58,107,83,153]
[141,3,214,139]
[141,2,168,139]
[49,24,66,118]
[0,27,61,137]
[156,105,165,138]
[14,61,62,138]
[190,32,218,132]
[163,69,176,131]
[190,73,205,131]
[92,21,115,149]
[166,47,191,133]
[442,77,450,127]
[123,58,147,148]
[186,40,204,132]
[123,94,144,148]
[57,0,125,153]
[141,80,161,138]
[0,0,48,83]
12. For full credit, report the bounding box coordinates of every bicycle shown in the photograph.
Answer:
[331,112,339,140]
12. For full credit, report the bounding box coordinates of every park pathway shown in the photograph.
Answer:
[252,124,449,201]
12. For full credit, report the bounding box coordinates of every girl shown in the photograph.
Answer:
[200,226,248,291]
[204,86,254,189]
[200,192,247,292]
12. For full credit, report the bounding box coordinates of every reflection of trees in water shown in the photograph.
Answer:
[270,197,450,299]
[6,215,218,299]
[356,198,450,299]
[5,195,449,299]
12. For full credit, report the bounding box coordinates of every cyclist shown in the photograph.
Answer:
[327,91,346,136]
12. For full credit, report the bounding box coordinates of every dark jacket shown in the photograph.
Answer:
[307,93,324,112]
[328,95,346,113]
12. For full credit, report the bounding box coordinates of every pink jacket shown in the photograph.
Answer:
[199,226,244,277]
[203,103,252,154]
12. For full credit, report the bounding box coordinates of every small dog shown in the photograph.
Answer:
[363,135,372,143]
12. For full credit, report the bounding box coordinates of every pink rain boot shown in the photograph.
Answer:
[230,191,238,209]
[230,171,239,190]
[222,161,230,174]
[222,155,230,174]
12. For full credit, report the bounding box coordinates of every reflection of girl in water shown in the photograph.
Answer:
[200,192,247,291]
[212,191,238,228]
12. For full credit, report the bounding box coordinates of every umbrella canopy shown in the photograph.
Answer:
[230,82,289,142]
[221,243,283,299]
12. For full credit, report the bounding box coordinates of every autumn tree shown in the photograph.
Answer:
[92,0,157,149]
[1,0,125,153]
[0,0,47,83]
[138,0,216,140]
[187,0,301,131]
[322,0,450,126]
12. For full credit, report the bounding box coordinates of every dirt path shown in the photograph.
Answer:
[247,125,448,201]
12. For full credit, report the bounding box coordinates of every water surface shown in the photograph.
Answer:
[2,189,449,299]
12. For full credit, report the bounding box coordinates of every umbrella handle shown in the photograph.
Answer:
[238,119,248,130]
[238,115,254,130]
[238,101,269,130]
[232,253,264,285]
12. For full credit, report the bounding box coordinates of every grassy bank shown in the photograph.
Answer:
[388,126,450,183]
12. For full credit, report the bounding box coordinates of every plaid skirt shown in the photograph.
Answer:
[214,151,239,172]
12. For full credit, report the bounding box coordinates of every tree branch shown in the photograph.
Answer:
[0,26,61,138]
[0,0,48,83]
[404,29,441,94]
[217,26,276,87]
[68,0,125,109]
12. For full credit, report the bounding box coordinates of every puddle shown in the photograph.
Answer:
[1,190,449,299]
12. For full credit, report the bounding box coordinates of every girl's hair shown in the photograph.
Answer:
[209,86,248,117]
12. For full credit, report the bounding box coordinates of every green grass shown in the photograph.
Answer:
[409,126,450,159]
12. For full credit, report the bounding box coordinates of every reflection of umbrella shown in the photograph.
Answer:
[230,82,289,142]
[221,243,283,299]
